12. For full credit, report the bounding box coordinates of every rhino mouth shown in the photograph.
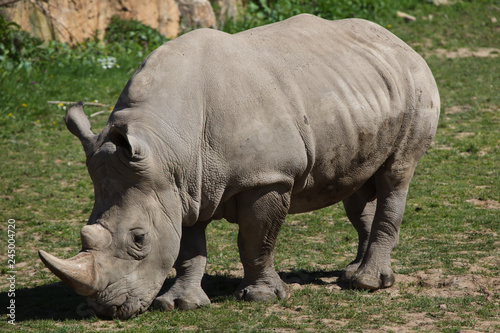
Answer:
[86,293,148,319]
[86,284,158,319]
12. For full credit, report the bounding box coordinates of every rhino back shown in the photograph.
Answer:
[112,14,439,221]
[193,15,438,215]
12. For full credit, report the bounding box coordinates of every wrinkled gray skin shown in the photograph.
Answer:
[39,14,439,319]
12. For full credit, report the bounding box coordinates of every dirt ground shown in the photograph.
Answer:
[426,47,500,59]
[277,267,500,332]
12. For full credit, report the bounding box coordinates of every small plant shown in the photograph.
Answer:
[104,16,168,53]
[0,15,169,74]
[97,56,119,69]
[0,15,44,71]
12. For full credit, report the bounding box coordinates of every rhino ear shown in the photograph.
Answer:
[65,102,97,157]
[109,126,148,160]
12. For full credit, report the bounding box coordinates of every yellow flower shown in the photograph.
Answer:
[22,103,27,107]
[387,24,392,29]
[37,120,40,123]
[8,113,12,117]
[58,103,64,107]
[53,121,57,125]
[109,106,114,111]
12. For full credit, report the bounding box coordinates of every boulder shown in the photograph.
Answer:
[0,0,225,44]
[213,0,241,26]
[177,0,216,31]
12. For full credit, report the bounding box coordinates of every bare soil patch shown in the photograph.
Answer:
[426,47,500,58]
[288,268,499,331]
[466,198,500,210]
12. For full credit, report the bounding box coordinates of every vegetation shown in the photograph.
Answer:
[223,0,424,32]
[1,0,499,331]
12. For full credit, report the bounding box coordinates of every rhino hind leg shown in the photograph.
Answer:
[341,180,377,283]
[153,222,211,311]
[345,158,417,290]
[234,185,291,302]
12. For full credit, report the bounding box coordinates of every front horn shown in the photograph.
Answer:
[38,250,98,296]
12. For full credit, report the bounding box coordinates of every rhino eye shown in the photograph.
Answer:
[127,231,149,259]
[134,234,145,244]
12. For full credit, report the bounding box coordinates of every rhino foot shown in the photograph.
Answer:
[235,278,290,302]
[340,261,361,284]
[153,287,210,311]
[349,266,395,290]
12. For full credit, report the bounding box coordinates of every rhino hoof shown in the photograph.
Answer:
[236,283,290,302]
[340,265,359,284]
[152,297,175,311]
[153,292,210,311]
[351,272,395,290]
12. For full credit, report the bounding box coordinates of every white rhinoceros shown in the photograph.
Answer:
[39,14,439,319]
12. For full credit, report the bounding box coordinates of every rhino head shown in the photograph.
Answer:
[39,102,184,319]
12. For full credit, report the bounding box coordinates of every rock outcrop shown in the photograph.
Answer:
[177,0,216,31]
[0,0,232,44]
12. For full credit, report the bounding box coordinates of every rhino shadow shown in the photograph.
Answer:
[1,282,86,322]
[6,269,347,321]
[160,269,347,304]
[280,269,347,288]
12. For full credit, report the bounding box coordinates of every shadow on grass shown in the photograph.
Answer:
[1,282,86,322]
[162,269,348,304]
[6,269,347,321]
[280,269,347,288]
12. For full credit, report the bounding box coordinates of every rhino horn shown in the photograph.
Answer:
[38,250,98,296]
[64,102,97,157]
[81,224,112,250]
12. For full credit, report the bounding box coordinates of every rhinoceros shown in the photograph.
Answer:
[39,14,439,319]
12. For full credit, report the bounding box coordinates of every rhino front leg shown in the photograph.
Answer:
[153,221,210,311]
[349,161,416,290]
[234,185,291,302]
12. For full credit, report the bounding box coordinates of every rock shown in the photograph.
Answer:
[214,0,242,26]
[433,0,450,5]
[397,11,416,22]
[0,0,222,44]
[177,0,216,31]
[114,0,181,38]
[0,0,180,43]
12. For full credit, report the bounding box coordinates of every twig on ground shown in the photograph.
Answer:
[90,111,108,117]
[397,11,417,22]
[48,101,110,107]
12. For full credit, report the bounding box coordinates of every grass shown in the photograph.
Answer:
[1,0,499,331]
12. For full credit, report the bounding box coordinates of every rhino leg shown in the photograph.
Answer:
[348,159,416,290]
[234,185,291,302]
[341,180,377,283]
[153,221,210,311]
